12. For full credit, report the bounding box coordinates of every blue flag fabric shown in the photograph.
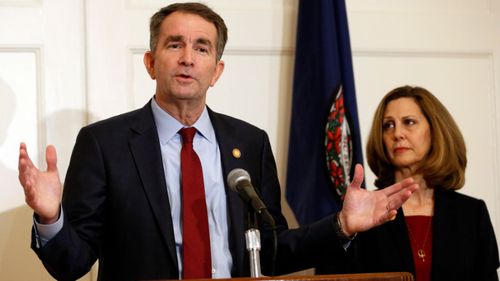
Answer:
[286,0,364,225]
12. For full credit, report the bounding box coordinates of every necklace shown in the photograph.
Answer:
[406,216,432,262]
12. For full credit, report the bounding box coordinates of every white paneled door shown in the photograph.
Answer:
[347,1,500,262]
[0,0,88,280]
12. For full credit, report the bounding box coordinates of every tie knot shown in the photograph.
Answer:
[180,127,197,144]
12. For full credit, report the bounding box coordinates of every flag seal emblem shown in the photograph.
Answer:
[325,86,352,197]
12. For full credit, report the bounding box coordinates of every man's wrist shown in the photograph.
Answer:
[35,210,61,225]
[333,212,357,241]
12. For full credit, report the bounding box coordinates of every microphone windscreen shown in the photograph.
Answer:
[227,168,251,191]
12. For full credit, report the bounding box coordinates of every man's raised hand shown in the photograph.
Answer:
[18,142,62,224]
[339,164,418,236]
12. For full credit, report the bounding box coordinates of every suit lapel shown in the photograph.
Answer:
[431,190,452,280]
[128,102,178,269]
[209,108,248,276]
[391,209,416,272]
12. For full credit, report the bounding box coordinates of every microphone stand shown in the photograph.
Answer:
[245,211,263,277]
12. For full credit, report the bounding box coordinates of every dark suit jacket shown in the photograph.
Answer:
[317,189,499,281]
[32,102,346,281]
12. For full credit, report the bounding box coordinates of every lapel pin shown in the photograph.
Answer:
[232,148,241,159]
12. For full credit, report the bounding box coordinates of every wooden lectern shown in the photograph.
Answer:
[149,272,414,281]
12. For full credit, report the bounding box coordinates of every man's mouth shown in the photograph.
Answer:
[175,73,194,82]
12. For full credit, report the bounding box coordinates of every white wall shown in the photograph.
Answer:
[347,0,500,246]
[0,0,499,280]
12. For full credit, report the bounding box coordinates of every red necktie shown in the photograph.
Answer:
[179,127,212,278]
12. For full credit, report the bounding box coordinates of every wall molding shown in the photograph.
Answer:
[0,47,44,166]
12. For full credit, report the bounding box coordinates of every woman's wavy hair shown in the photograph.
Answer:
[366,85,466,190]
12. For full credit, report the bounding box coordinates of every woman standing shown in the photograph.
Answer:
[319,85,499,281]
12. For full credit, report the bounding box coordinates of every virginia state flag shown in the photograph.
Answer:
[286,0,364,225]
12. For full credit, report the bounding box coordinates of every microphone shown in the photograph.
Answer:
[227,168,276,228]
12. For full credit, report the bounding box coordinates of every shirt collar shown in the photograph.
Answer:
[151,97,215,145]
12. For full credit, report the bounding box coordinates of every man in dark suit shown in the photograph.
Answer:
[18,3,418,281]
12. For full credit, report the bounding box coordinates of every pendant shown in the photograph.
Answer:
[417,249,426,262]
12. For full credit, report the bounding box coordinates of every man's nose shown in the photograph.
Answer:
[179,48,194,66]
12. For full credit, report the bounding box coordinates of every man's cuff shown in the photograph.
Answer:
[33,207,64,248]
[333,212,356,251]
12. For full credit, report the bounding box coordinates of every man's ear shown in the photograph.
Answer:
[144,51,156,79]
[210,60,225,86]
